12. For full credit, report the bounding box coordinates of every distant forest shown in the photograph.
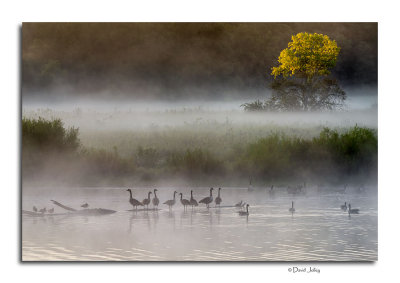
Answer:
[22,23,377,99]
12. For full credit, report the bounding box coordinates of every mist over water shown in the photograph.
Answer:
[22,96,377,132]
[22,186,377,261]
[21,22,378,262]
[22,90,378,261]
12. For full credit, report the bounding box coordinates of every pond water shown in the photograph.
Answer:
[22,187,377,261]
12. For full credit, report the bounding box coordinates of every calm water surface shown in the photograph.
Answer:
[22,187,377,261]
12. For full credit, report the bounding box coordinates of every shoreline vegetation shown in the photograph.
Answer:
[22,115,377,188]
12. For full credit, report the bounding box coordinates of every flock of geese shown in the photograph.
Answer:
[127,187,248,215]
[126,187,361,217]
[127,187,221,211]
[31,187,361,217]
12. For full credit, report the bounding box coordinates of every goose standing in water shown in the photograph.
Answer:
[179,193,191,211]
[289,201,295,213]
[164,191,177,210]
[340,202,348,211]
[215,188,222,207]
[33,206,37,213]
[238,204,249,216]
[152,189,159,209]
[142,191,152,210]
[348,204,359,214]
[189,190,198,209]
[81,203,89,208]
[126,189,144,210]
[199,187,214,208]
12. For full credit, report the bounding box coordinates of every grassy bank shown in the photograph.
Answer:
[22,116,377,187]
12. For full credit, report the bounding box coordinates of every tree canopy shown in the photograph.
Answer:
[271,32,341,80]
[263,32,346,111]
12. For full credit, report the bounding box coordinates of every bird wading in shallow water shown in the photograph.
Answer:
[142,191,152,210]
[152,189,159,209]
[189,190,198,210]
[164,191,178,210]
[199,188,214,208]
[180,193,191,211]
[215,188,222,207]
[126,189,143,210]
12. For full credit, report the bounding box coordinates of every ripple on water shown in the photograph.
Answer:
[22,190,377,261]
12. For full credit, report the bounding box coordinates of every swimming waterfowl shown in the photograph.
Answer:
[81,203,89,208]
[340,202,348,211]
[39,207,47,213]
[48,208,54,213]
[348,204,359,214]
[199,188,214,208]
[126,189,144,210]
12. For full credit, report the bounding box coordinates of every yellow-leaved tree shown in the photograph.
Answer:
[241,32,346,112]
[271,32,340,79]
[267,32,345,111]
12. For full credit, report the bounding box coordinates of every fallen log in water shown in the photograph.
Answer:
[50,200,77,211]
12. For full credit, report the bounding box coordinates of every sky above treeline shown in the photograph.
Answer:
[22,23,377,100]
